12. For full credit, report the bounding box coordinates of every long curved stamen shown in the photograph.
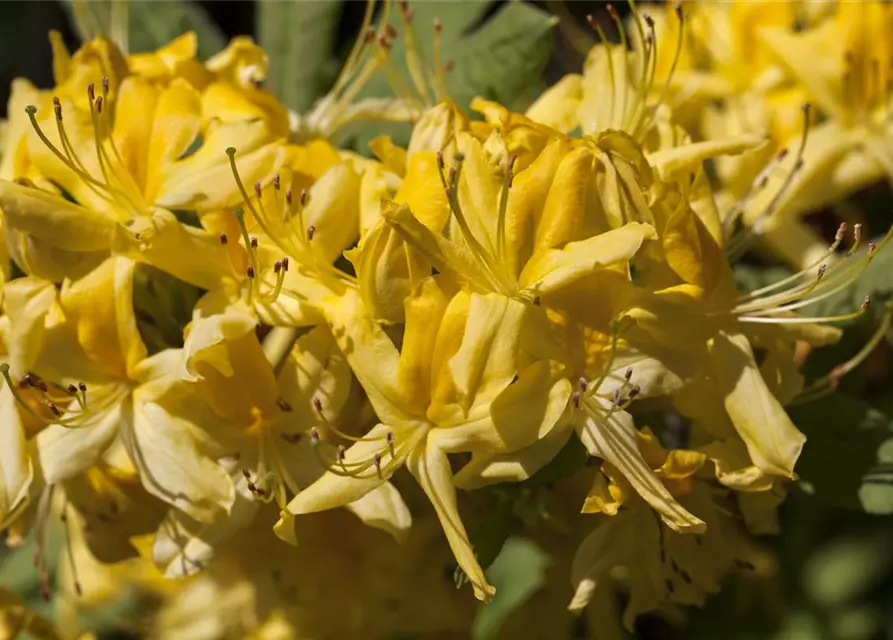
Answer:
[651,4,685,122]
[606,4,631,129]
[587,14,618,128]
[496,153,517,264]
[0,364,110,429]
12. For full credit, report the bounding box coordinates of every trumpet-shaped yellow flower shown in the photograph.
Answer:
[0,57,282,285]
[569,429,760,626]
[286,277,571,601]
[0,257,234,525]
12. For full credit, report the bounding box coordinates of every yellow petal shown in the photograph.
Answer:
[323,291,417,425]
[525,74,583,132]
[382,202,490,287]
[111,78,161,194]
[446,292,527,415]
[344,482,412,544]
[1,276,57,375]
[520,222,656,296]
[0,385,33,528]
[130,385,236,523]
[303,161,361,265]
[533,145,595,251]
[453,419,573,490]
[576,405,706,533]
[398,277,449,415]
[709,331,805,478]
[581,469,625,515]
[143,79,201,203]
[285,423,406,515]
[407,431,495,602]
[368,136,407,175]
[60,256,147,380]
[0,181,116,251]
[394,150,451,230]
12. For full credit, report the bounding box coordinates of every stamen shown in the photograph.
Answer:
[219,232,228,245]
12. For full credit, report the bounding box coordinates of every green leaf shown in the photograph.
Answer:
[802,532,893,607]
[258,0,342,112]
[790,394,893,514]
[471,537,550,640]
[64,1,226,58]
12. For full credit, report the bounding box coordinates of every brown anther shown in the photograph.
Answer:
[817,264,827,280]
[246,265,256,279]
[310,427,320,445]
[666,578,674,594]
[374,452,383,478]
[307,225,315,241]
[101,76,109,97]
[444,186,453,202]
[250,236,258,249]
[40,570,51,602]
[247,481,257,493]
[67,384,78,394]
[274,260,282,274]
[448,166,457,186]
[281,257,289,272]
[612,388,622,406]
[861,296,871,312]
[24,373,48,392]
[272,174,280,190]
[242,469,252,479]
[606,4,618,19]
[586,14,597,29]
[777,148,790,160]
[628,385,640,400]
[868,242,877,254]
[313,397,323,413]
[364,27,376,43]
[624,367,633,381]
[95,96,103,114]
[285,188,293,206]
[87,82,95,102]
[578,377,589,392]
[49,403,61,416]
[53,97,62,121]
[836,222,847,242]
[386,431,396,457]
[572,391,581,409]
[643,13,655,29]
[436,151,445,172]
[256,487,266,497]
[674,2,683,21]
[300,189,309,207]
[219,232,228,245]
[853,223,863,244]
[444,59,455,73]
[385,23,398,39]
[254,181,262,198]
[337,444,346,461]
[276,397,292,412]
[434,17,442,33]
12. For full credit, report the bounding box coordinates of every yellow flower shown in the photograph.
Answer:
[569,429,762,626]
[0,71,281,286]
[382,130,657,302]
[286,277,571,601]
[0,257,234,525]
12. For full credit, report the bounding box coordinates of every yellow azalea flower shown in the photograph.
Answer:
[0,257,234,526]
[0,71,281,285]
[220,139,361,327]
[148,299,408,575]
[349,101,467,323]
[382,130,657,302]
[286,278,572,601]
[569,430,761,626]
[747,2,893,267]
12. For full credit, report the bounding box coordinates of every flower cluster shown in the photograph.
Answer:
[0,2,890,637]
